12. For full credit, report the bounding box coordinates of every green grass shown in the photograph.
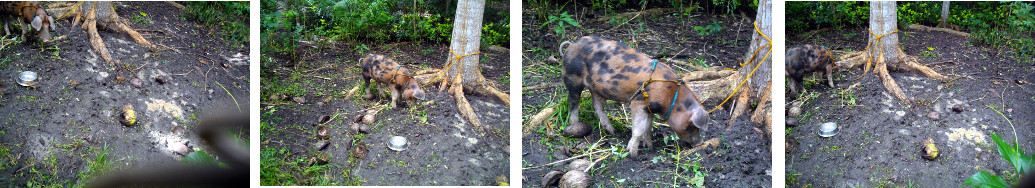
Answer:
[181,1,249,47]
[76,143,116,185]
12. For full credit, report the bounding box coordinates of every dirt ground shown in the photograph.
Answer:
[259,41,511,185]
[786,28,1035,187]
[0,2,250,186]
[522,5,772,187]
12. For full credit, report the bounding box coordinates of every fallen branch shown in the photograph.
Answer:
[522,82,562,91]
[680,138,722,156]
[523,107,555,136]
[908,24,970,38]
[522,149,610,170]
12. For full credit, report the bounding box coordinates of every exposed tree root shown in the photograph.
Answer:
[56,2,157,65]
[750,82,772,135]
[729,86,752,126]
[524,107,555,136]
[681,70,741,106]
[909,24,969,38]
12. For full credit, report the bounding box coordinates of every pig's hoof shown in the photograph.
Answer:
[563,123,591,138]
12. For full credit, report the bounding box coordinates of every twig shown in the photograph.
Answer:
[522,82,563,91]
[583,152,612,172]
[986,105,1018,145]
[522,149,610,170]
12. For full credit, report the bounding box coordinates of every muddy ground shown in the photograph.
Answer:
[259,40,511,185]
[786,28,1035,187]
[0,2,250,186]
[522,5,772,187]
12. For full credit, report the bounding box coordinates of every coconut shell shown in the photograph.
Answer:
[559,170,591,188]
[562,124,591,138]
[542,170,564,187]
[314,153,330,165]
[567,159,592,172]
[361,114,375,124]
[119,104,137,126]
[353,142,368,159]
[317,126,330,140]
[922,137,938,160]
[318,115,331,124]
[359,124,370,133]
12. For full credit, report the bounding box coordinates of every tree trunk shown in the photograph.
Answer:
[938,1,950,28]
[439,0,509,131]
[446,0,483,86]
[729,0,771,126]
[866,1,947,103]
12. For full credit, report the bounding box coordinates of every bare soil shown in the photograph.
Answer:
[786,27,1035,187]
[0,2,250,186]
[259,41,511,185]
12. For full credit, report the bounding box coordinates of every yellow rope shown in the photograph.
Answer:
[854,28,898,81]
[57,1,85,20]
[423,0,480,88]
[707,21,771,113]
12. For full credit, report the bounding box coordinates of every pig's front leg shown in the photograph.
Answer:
[389,85,400,108]
[627,100,652,158]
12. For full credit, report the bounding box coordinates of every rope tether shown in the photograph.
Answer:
[706,21,771,114]
[631,59,681,118]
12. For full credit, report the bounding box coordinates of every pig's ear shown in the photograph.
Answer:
[413,89,426,100]
[31,16,43,31]
[691,108,709,130]
[48,16,55,30]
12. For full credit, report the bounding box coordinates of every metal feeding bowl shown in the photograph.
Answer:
[819,122,839,137]
[387,136,407,151]
[17,71,38,86]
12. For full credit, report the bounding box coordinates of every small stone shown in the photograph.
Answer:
[173,143,192,156]
[928,111,940,120]
[45,67,53,72]
[952,105,963,113]
[130,78,143,88]
[315,141,330,151]
[317,102,325,106]
[293,97,306,104]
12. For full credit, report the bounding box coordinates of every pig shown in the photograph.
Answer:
[785,44,835,95]
[359,54,426,108]
[0,1,55,43]
[560,36,709,157]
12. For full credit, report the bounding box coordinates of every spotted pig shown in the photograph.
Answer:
[0,1,55,42]
[785,44,835,95]
[359,54,426,108]
[560,36,709,157]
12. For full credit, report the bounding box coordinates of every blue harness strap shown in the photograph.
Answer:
[392,64,411,88]
[633,59,681,119]
[664,90,678,119]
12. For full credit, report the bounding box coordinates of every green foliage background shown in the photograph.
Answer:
[260,0,510,57]
[787,1,1035,58]
[181,1,250,48]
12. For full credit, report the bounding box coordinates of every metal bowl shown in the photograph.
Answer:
[387,136,407,151]
[17,71,38,86]
[819,122,839,137]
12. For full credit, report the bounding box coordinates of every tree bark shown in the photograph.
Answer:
[938,1,950,28]
[439,0,509,130]
[729,0,771,126]
[867,1,947,103]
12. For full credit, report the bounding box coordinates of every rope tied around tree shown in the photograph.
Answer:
[57,1,85,20]
[707,21,771,114]
[854,28,899,81]
[423,49,481,87]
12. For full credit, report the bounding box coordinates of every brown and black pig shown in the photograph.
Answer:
[785,44,835,95]
[359,54,425,108]
[0,1,55,43]
[560,36,709,157]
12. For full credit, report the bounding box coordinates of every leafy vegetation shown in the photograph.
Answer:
[964,133,1033,187]
[260,0,509,59]
[788,1,1035,59]
[181,1,250,47]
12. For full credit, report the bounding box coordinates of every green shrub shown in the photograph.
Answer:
[182,1,250,47]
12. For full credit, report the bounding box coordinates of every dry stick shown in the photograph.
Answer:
[522,82,562,91]
[582,152,612,173]
[522,149,610,170]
